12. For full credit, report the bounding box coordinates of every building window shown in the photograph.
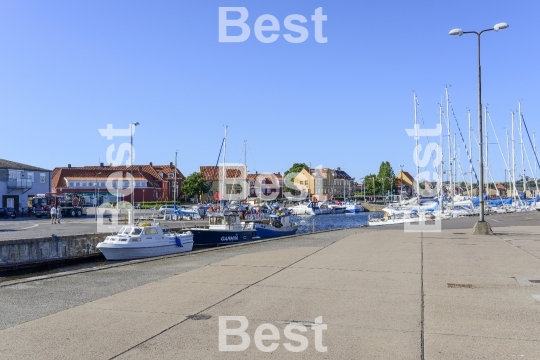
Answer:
[26,172,34,183]
[75,182,80,187]
[81,182,87,187]
[69,182,74,187]
[40,173,47,183]
[168,173,174,178]
[279,180,284,186]
[250,188,255,195]
[250,181,254,186]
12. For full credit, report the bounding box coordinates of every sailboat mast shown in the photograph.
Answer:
[453,133,457,193]
[174,151,177,206]
[468,110,473,197]
[518,102,526,196]
[506,128,511,198]
[414,94,420,207]
[534,132,537,183]
[222,126,227,208]
[484,106,488,199]
[445,87,452,199]
[439,103,444,212]
[511,113,516,202]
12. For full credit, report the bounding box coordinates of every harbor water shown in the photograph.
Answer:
[293,212,379,234]
[1,212,381,280]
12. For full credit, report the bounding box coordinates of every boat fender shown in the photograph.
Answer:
[175,236,183,247]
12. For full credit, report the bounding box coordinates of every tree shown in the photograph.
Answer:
[283,163,310,194]
[363,173,379,196]
[284,163,310,178]
[182,172,210,200]
[377,161,395,195]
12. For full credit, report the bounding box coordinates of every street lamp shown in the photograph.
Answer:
[130,122,139,224]
[449,22,508,235]
[95,171,101,221]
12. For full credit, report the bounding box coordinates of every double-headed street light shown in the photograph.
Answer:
[449,22,508,235]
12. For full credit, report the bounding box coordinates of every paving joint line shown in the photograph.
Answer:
[109,235,345,359]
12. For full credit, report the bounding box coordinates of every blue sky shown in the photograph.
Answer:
[1,1,539,183]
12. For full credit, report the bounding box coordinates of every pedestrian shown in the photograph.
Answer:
[57,205,62,224]
[50,205,57,224]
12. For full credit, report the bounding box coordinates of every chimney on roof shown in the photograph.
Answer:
[170,162,173,168]
[149,162,153,166]
[68,164,71,168]
[100,162,104,167]
[255,171,258,175]
[109,163,113,167]
[337,167,341,171]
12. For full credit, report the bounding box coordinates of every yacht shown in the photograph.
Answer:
[288,202,321,215]
[96,222,193,260]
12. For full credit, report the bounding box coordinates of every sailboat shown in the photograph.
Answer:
[189,127,258,246]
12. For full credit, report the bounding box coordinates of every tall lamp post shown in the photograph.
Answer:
[130,122,140,224]
[95,171,101,221]
[449,22,508,235]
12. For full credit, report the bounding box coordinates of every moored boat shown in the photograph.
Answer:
[288,202,321,215]
[96,222,194,260]
[189,210,258,247]
[251,210,298,238]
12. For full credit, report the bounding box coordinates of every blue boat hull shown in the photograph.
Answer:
[254,225,298,239]
[190,229,258,247]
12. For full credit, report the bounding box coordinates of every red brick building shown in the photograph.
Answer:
[51,162,184,205]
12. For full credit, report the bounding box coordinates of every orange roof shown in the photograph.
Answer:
[200,166,246,181]
[51,164,184,189]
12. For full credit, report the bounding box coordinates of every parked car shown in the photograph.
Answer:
[159,205,176,215]
[0,207,17,219]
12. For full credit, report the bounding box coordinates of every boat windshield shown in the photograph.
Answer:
[118,227,131,235]
[130,227,143,235]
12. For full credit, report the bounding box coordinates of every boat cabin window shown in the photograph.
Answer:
[118,227,130,235]
[225,215,237,225]
[210,216,224,225]
[143,227,158,235]
[130,228,142,235]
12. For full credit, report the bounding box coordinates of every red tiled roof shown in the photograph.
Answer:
[200,166,246,181]
[248,173,283,182]
[51,164,184,189]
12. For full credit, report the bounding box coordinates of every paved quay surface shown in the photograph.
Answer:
[1,211,539,359]
[0,209,206,241]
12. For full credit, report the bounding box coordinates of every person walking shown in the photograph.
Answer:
[50,205,57,224]
[57,205,62,224]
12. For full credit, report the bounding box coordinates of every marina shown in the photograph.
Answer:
[1,212,539,358]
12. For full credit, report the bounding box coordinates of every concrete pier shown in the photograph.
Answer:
[1,212,539,359]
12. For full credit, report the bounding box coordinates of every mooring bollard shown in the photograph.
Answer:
[312,218,315,233]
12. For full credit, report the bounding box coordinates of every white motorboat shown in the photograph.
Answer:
[96,222,193,260]
[320,200,346,214]
[288,202,321,215]
[368,210,431,226]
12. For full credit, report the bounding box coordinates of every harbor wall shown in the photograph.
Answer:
[0,233,106,267]
[0,226,188,269]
